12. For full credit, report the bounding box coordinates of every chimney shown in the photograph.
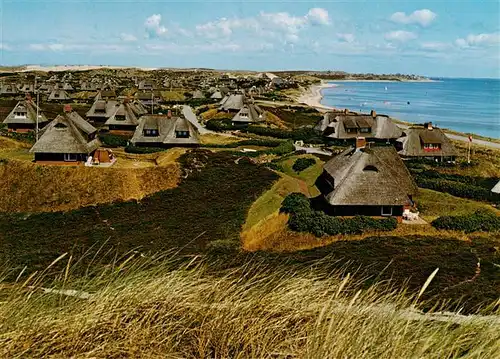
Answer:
[356,137,367,150]
[425,122,433,130]
[344,108,349,114]
[167,109,172,119]
[64,104,72,113]
[370,110,376,118]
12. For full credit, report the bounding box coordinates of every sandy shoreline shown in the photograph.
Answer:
[297,81,336,112]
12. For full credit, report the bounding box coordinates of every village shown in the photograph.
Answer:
[1,68,499,219]
[1,67,499,320]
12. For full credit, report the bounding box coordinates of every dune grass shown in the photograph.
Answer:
[1,254,499,358]
[417,188,500,222]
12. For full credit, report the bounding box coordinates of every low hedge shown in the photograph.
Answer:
[280,193,398,237]
[292,157,316,172]
[432,209,500,233]
[99,134,129,148]
[125,145,167,154]
[415,177,494,202]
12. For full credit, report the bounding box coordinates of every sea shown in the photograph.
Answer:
[321,78,500,139]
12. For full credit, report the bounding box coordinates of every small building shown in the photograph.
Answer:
[62,83,74,91]
[138,80,155,91]
[0,84,19,96]
[192,90,205,99]
[131,114,200,148]
[104,102,139,135]
[315,138,417,220]
[210,91,223,100]
[219,93,245,112]
[17,83,35,93]
[86,95,119,123]
[30,106,101,164]
[232,103,266,126]
[396,123,459,162]
[48,89,71,102]
[136,91,161,107]
[3,100,48,133]
[315,110,403,142]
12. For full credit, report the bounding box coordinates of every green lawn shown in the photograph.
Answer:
[277,154,324,196]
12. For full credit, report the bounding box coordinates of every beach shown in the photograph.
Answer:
[297,81,336,111]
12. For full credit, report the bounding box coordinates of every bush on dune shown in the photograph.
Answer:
[280,193,398,236]
[432,209,500,233]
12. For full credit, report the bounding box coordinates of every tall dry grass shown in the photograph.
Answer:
[1,253,499,358]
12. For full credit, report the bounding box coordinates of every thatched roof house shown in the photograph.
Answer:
[219,94,245,112]
[86,95,119,122]
[104,102,139,134]
[192,90,205,99]
[138,80,155,91]
[396,123,459,161]
[48,89,71,101]
[316,139,417,219]
[17,83,34,92]
[131,114,199,148]
[210,91,223,100]
[316,110,403,141]
[30,106,101,164]
[0,84,19,95]
[232,103,266,125]
[3,100,48,133]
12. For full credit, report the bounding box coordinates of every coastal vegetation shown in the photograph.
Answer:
[1,253,499,358]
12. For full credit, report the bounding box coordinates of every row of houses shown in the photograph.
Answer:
[316,110,458,162]
[3,101,200,165]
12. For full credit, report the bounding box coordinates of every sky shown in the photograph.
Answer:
[1,0,499,78]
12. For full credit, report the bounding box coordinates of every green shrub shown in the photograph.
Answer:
[203,139,283,149]
[280,193,311,214]
[99,134,129,148]
[125,145,167,154]
[292,158,316,173]
[280,193,398,236]
[432,209,500,233]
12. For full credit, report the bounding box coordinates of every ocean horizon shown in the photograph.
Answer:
[321,78,500,139]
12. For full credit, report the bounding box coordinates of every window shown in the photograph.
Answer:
[115,115,126,121]
[63,153,77,162]
[381,206,393,216]
[360,127,370,133]
[176,130,189,138]
[363,165,378,172]
[144,129,159,137]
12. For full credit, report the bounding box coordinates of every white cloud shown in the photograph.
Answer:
[145,14,168,37]
[306,8,330,25]
[385,30,417,42]
[120,33,137,42]
[48,44,65,51]
[195,8,330,40]
[420,41,451,51]
[337,33,355,43]
[0,43,12,50]
[29,44,46,51]
[390,9,437,27]
[456,33,500,47]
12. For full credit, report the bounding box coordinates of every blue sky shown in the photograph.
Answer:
[1,0,499,77]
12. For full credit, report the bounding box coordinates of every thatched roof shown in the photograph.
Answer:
[0,84,19,94]
[86,97,119,119]
[192,90,205,99]
[397,126,459,157]
[492,180,500,194]
[316,112,403,140]
[104,103,139,127]
[320,146,417,206]
[210,91,223,99]
[48,89,70,101]
[131,115,199,146]
[232,104,265,124]
[219,94,245,111]
[3,100,48,125]
[30,111,100,154]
